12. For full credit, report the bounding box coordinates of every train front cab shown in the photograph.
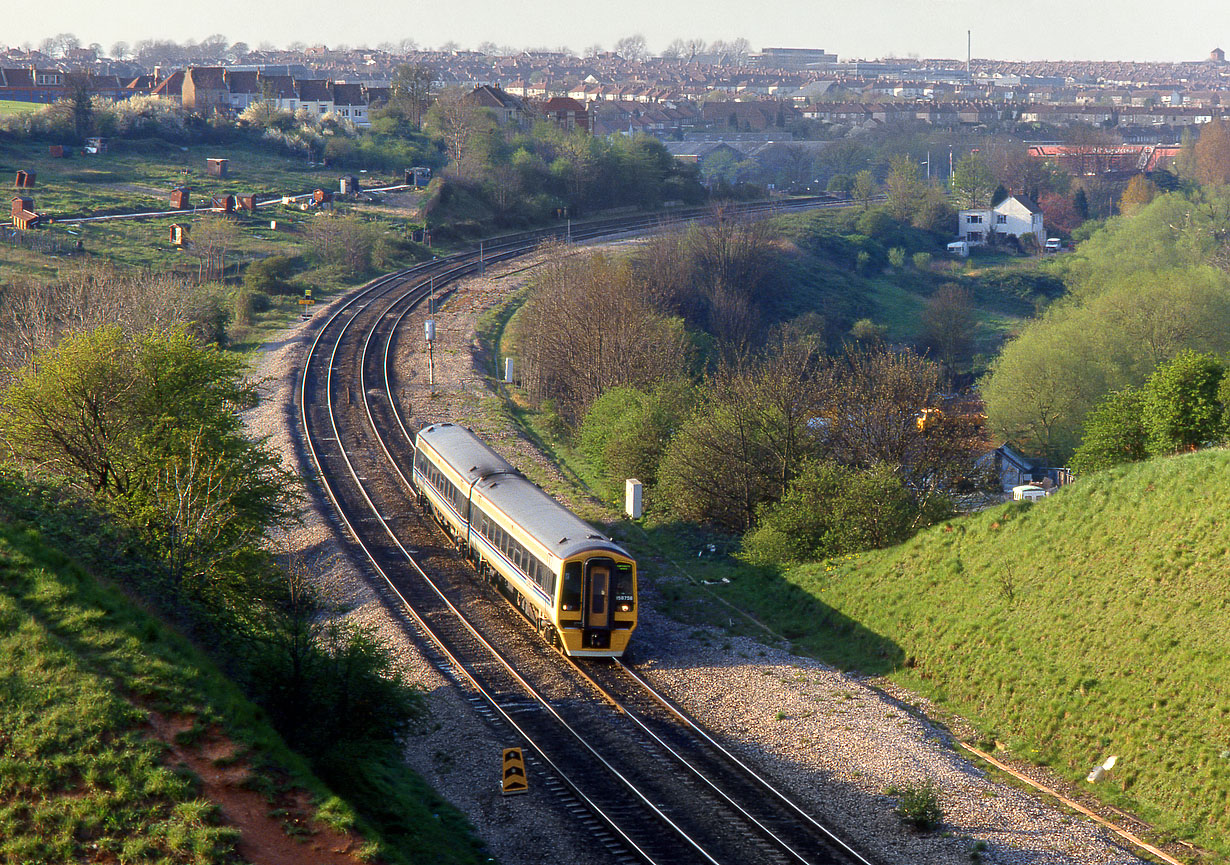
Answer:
[557,554,636,657]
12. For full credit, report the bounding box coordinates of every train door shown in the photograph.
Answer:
[582,557,612,649]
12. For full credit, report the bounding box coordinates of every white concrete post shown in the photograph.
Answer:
[625,479,643,519]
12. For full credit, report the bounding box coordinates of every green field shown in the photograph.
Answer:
[702,449,1230,857]
[0,100,41,115]
[0,138,423,282]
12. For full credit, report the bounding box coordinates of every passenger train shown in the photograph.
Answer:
[411,422,637,658]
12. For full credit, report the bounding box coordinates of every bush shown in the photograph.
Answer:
[740,460,916,565]
[888,246,906,269]
[244,255,299,295]
[894,782,943,831]
[912,251,932,270]
[578,381,695,491]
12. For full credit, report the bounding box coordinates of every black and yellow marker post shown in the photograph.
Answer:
[501,747,528,796]
[299,287,314,306]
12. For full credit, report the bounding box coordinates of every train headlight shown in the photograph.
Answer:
[619,603,631,612]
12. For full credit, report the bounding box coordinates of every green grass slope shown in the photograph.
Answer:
[772,449,1230,856]
[0,500,486,864]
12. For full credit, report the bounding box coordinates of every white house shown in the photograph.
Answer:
[958,194,1045,247]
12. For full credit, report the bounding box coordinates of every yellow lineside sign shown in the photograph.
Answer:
[501,747,528,796]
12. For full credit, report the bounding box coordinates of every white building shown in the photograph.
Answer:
[958,194,1045,247]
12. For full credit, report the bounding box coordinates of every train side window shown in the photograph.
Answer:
[561,563,582,611]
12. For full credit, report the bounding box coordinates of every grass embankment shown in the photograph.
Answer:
[0,479,487,865]
[707,449,1230,857]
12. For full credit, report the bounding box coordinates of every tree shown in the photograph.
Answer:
[189,217,240,282]
[884,155,925,222]
[658,340,825,531]
[1194,119,1230,187]
[818,345,979,514]
[64,71,95,140]
[1073,187,1090,220]
[614,34,649,62]
[1119,175,1157,215]
[425,88,497,180]
[578,380,694,490]
[517,247,693,424]
[390,62,437,130]
[1039,191,1082,235]
[852,169,877,209]
[949,153,997,209]
[1141,350,1226,454]
[1,326,299,597]
[1070,388,1148,474]
[919,283,976,379]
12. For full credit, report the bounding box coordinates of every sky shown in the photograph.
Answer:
[8,0,1230,63]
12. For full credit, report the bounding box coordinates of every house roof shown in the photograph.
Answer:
[1001,193,1042,214]
[332,82,364,104]
[151,71,184,97]
[224,70,259,94]
[296,79,332,101]
[187,66,226,90]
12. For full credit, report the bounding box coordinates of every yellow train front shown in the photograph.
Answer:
[412,423,637,658]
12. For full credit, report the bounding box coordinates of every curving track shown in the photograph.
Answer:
[296,201,880,865]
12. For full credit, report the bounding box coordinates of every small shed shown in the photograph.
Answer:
[84,137,108,154]
[11,196,39,230]
[170,223,189,246]
[339,174,360,195]
[48,145,66,158]
[1012,484,1048,502]
[212,194,236,213]
[406,166,432,187]
[206,158,229,178]
[170,187,190,209]
[14,170,36,189]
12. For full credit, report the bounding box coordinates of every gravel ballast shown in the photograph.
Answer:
[243,253,1152,865]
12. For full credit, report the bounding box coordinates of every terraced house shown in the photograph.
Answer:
[151,66,386,126]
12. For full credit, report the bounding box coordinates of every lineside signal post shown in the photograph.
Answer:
[501,747,528,796]
[425,318,435,396]
[299,288,314,306]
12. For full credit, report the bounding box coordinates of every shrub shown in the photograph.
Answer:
[912,251,932,270]
[888,246,907,269]
[243,255,299,295]
[740,460,916,565]
[894,782,943,831]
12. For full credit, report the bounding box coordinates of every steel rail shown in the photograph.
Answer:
[303,267,721,865]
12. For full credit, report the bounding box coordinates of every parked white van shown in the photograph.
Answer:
[1044,237,1063,252]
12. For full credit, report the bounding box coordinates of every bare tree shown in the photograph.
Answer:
[517,243,692,424]
[189,218,240,282]
[613,34,649,62]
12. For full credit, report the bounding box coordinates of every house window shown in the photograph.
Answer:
[996,214,1007,224]
[966,214,982,224]
[967,231,983,242]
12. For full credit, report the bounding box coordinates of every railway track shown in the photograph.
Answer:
[296,200,879,865]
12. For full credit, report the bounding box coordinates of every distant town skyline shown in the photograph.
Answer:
[7,0,1230,64]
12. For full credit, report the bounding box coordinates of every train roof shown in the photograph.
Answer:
[416,423,631,562]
